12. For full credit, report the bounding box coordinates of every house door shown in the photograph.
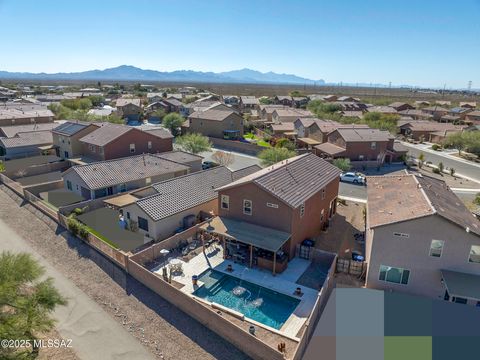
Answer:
[64,151,69,159]
[107,187,114,195]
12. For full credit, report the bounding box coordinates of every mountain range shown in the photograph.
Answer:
[0,65,325,85]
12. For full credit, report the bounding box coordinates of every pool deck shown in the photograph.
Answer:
[152,245,320,338]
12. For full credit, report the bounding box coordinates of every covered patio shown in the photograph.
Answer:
[200,216,291,274]
[441,269,480,305]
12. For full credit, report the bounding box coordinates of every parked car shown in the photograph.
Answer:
[202,161,218,170]
[340,172,366,184]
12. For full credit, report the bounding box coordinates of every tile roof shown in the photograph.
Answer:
[367,174,434,228]
[335,128,393,142]
[399,121,463,132]
[136,166,233,221]
[79,123,131,146]
[115,98,141,107]
[314,142,346,155]
[0,131,53,149]
[367,106,398,114]
[134,165,261,221]
[217,153,341,208]
[231,164,263,180]
[64,154,189,190]
[189,109,237,121]
[156,150,203,164]
[0,123,59,138]
[367,174,480,235]
[240,96,259,105]
[142,127,173,139]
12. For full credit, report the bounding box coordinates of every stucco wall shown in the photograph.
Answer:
[366,215,480,301]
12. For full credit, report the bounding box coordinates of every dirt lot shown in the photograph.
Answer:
[0,185,249,360]
[314,200,365,259]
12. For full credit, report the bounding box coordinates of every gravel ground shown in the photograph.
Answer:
[0,186,249,360]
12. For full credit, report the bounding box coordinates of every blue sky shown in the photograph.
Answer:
[1,0,479,88]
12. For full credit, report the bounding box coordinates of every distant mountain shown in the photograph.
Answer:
[0,65,325,85]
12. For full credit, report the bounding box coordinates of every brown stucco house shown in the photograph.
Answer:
[398,121,465,141]
[212,154,341,271]
[365,174,480,306]
[115,98,142,121]
[187,109,244,139]
[388,102,415,112]
[314,127,397,163]
[78,123,173,161]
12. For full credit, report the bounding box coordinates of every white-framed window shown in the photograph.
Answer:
[221,195,230,210]
[145,177,151,184]
[300,203,305,217]
[371,141,377,149]
[393,232,410,238]
[89,144,95,152]
[429,239,444,258]
[243,199,252,216]
[147,141,152,150]
[320,208,325,221]
[469,245,480,263]
[359,155,364,160]
[379,265,410,285]
[129,143,136,153]
[321,188,326,200]
[66,180,72,190]
[266,202,279,209]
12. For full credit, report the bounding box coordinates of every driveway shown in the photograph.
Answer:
[401,142,480,183]
[199,148,262,171]
[0,218,155,360]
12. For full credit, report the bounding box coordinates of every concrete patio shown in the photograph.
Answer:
[152,246,323,338]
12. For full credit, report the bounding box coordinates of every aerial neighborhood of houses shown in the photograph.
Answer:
[1,82,480,360]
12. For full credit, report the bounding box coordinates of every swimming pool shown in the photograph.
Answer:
[193,269,300,330]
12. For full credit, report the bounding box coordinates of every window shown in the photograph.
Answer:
[300,203,305,217]
[66,180,72,190]
[243,199,252,215]
[379,265,410,285]
[147,141,152,150]
[371,141,377,149]
[453,297,467,304]
[130,143,136,153]
[469,245,480,263]
[429,240,444,257]
[94,188,107,198]
[145,177,151,184]
[321,188,326,200]
[320,209,325,222]
[126,212,130,220]
[221,195,230,210]
[393,232,410,238]
[138,217,149,231]
[358,155,364,160]
[89,144,96,152]
[266,202,279,208]
[119,183,127,192]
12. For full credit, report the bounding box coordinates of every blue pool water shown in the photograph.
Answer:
[193,270,300,330]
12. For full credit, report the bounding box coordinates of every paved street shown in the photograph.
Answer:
[0,218,155,360]
[401,142,480,183]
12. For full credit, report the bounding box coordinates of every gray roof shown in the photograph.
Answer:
[136,166,234,221]
[64,154,189,190]
[0,131,52,149]
[156,150,202,164]
[417,175,480,236]
[142,127,173,139]
[232,165,263,181]
[53,121,92,136]
[217,153,341,208]
[442,270,480,300]
[0,123,59,138]
[79,123,131,146]
[189,109,237,121]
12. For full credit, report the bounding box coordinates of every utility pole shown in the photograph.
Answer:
[468,80,472,91]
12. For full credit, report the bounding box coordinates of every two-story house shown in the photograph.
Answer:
[187,109,244,139]
[115,98,142,121]
[79,123,173,161]
[366,174,480,306]
[52,121,100,159]
[212,154,341,268]
[314,127,397,163]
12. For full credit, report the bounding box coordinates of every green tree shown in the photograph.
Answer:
[259,97,272,105]
[333,158,352,172]
[418,152,425,168]
[474,193,480,206]
[258,147,296,166]
[275,137,296,151]
[0,161,4,172]
[162,113,184,136]
[88,95,105,107]
[176,133,212,154]
[289,90,305,97]
[0,252,67,359]
[443,132,468,155]
[438,162,444,173]
[152,108,166,119]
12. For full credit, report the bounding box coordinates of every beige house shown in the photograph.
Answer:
[366,174,480,305]
[52,121,99,159]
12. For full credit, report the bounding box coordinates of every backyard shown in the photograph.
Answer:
[243,132,271,147]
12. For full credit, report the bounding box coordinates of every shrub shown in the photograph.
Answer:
[432,144,441,151]
[432,168,441,174]
[450,168,455,177]
[67,217,80,235]
[438,162,444,172]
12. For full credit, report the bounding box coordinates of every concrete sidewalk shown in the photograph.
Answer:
[0,219,155,360]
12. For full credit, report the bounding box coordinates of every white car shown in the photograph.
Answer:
[340,172,366,184]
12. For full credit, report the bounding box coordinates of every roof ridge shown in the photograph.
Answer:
[411,174,437,215]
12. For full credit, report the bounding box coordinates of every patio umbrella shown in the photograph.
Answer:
[159,249,170,268]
